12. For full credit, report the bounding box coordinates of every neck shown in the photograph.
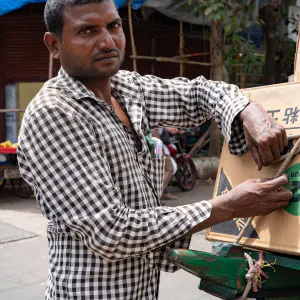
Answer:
[81,77,112,104]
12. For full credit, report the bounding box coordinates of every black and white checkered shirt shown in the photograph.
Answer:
[17,68,249,300]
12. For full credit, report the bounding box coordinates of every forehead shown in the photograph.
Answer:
[63,1,119,27]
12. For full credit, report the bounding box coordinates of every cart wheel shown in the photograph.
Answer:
[11,178,34,199]
[0,177,6,189]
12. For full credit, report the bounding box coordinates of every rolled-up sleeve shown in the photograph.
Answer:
[18,105,212,262]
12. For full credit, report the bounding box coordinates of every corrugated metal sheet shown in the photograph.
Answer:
[2,14,60,83]
[0,8,60,140]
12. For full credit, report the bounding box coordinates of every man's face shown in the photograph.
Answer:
[57,1,125,79]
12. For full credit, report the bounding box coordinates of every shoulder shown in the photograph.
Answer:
[111,70,142,94]
[21,78,83,129]
[24,78,63,113]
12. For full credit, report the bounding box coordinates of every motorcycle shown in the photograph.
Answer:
[167,135,197,192]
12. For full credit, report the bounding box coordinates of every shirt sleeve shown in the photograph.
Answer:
[18,105,212,262]
[130,73,249,155]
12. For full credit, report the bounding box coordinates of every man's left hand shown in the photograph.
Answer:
[240,102,288,171]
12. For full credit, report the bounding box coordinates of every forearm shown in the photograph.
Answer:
[188,193,234,234]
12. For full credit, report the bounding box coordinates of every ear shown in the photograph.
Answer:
[44,32,60,59]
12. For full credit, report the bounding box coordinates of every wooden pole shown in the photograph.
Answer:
[241,66,246,89]
[179,21,184,77]
[209,16,223,157]
[0,109,26,113]
[48,54,53,80]
[130,55,211,66]
[188,125,212,157]
[151,38,157,75]
[127,0,137,72]
[210,32,213,79]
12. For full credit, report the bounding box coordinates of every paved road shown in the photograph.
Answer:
[0,181,218,300]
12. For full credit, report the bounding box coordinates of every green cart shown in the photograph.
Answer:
[168,242,300,300]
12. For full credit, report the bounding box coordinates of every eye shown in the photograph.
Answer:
[78,27,96,35]
[109,22,122,29]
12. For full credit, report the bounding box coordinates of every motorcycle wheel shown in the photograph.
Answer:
[175,156,197,192]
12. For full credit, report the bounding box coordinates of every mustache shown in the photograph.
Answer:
[93,49,119,59]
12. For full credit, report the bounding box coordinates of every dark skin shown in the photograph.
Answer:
[240,103,288,170]
[43,1,292,232]
[44,1,125,104]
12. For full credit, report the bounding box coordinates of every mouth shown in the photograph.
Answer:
[94,53,118,63]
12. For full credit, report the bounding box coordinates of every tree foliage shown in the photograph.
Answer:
[172,0,265,74]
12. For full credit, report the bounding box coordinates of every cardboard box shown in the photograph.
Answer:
[206,82,300,256]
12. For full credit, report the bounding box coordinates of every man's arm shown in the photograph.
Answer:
[124,73,249,153]
[188,175,292,235]
[239,103,288,170]
[17,105,213,262]
[115,72,287,169]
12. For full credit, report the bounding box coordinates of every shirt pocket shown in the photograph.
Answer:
[138,151,166,199]
[150,156,166,197]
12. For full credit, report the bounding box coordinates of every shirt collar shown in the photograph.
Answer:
[56,68,145,138]
[57,68,100,102]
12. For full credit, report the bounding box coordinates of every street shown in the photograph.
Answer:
[0,181,218,300]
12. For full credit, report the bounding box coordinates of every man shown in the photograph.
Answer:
[17,0,292,299]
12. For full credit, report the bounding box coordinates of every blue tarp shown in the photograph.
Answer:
[115,0,146,10]
[0,0,46,16]
[0,0,146,16]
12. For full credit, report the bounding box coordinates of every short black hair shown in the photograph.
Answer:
[44,0,110,39]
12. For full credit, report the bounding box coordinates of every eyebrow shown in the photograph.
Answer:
[110,18,122,23]
[74,18,122,30]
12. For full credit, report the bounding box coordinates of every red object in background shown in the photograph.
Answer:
[167,144,178,156]
[0,147,17,154]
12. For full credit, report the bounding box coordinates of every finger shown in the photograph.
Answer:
[268,189,293,202]
[282,128,288,148]
[262,175,289,191]
[258,144,274,166]
[275,190,294,201]
[261,201,290,216]
[249,146,263,171]
[259,177,275,183]
[271,123,285,153]
[275,129,284,154]
[275,200,290,208]
[270,140,281,161]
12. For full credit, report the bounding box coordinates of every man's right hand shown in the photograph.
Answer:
[217,174,293,219]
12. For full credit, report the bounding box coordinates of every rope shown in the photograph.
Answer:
[238,252,275,300]
[238,253,254,300]
[235,134,300,299]
[234,134,300,245]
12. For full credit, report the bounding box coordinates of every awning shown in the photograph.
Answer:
[0,0,46,16]
[0,0,144,16]
[0,0,261,28]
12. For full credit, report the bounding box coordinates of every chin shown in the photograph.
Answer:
[94,66,121,78]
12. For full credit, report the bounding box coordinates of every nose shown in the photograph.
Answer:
[97,28,115,50]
